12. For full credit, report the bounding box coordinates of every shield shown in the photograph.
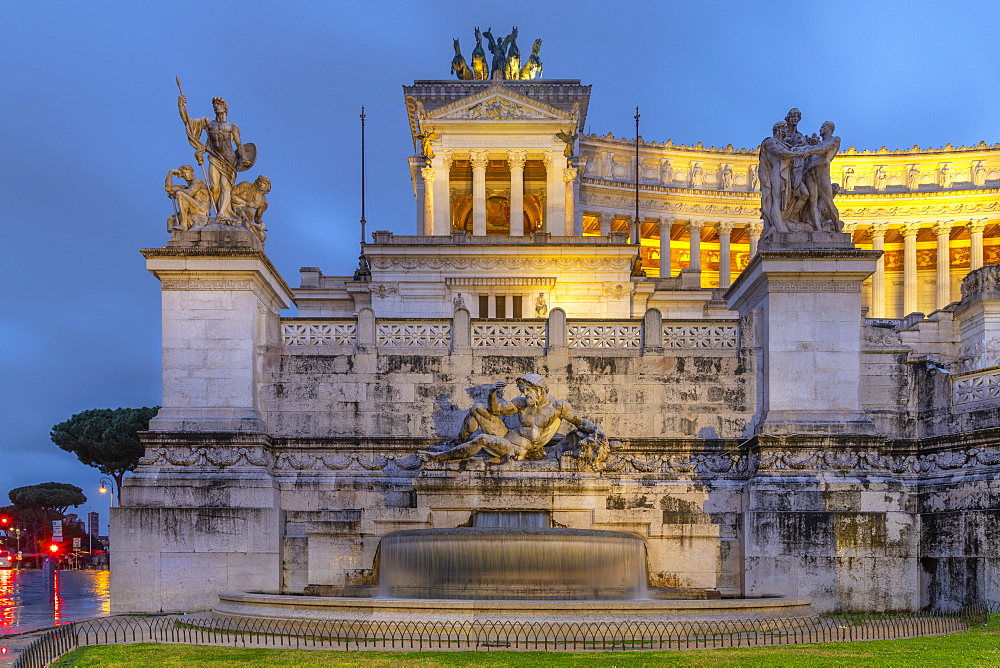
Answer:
[236,143,257,172]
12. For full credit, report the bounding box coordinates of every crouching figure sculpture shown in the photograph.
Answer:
[418,373,608,465]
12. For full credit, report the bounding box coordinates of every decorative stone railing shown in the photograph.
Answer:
[282,321,357,346]
[472,322,546,348]
[662,323,739,350]
[282,311,741,354]
[952,366,1000,406]
[567,322,642,349]
[377,321,451,348]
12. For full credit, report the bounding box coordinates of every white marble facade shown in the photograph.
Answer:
[114,72,1000,616]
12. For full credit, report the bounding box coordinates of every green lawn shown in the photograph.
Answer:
[50,614,1000,667]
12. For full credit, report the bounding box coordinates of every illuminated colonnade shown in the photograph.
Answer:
[578,134,1000,318]
[417,149,575,237]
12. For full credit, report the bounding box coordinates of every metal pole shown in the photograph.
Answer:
[634,106,640,245]
[353,106,372,281]
[360,106,367,245]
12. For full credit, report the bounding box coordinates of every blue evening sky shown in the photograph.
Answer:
[1,1,997,529]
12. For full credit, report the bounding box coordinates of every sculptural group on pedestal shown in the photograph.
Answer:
[759,108,843,240]
[166,78,271,242]
[451,27,543,81]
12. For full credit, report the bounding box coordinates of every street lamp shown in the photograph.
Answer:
[98,479,116,508]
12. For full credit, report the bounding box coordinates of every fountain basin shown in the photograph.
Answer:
[215,591,815,623]
[377,527,646,600]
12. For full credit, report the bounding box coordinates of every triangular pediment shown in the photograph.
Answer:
[423,84,575,123]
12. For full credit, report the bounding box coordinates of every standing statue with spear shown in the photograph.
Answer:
[175,77,256,219]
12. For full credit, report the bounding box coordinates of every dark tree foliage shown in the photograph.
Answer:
[8,482,86,514]
[50,407,159,497]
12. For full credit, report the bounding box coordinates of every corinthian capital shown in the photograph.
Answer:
[506,150,527,169]
[470,151,489,170]
[932,219,954,237]
[563,167,578,183]
[968,217,988,235]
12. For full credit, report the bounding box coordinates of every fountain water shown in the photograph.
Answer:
[377,511,648,600]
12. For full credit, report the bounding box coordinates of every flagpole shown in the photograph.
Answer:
[353,106,371,281]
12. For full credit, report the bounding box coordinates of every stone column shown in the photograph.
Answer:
[507,150,526,237]
[413,159,425,234]
[572,157,586,236]
[902,221,921,315]
[969,218,987,271]
[598,212,611,237]
[659,218,672,278]
[717,221,735,288]
[933,219,954,309]
[688,220,704,271]
[471,151,489,236]
[748,222,764,258]
[431,152,452,235]
[870,222,888,318]
[420,167,436,235]
[543,151,567,235]
[563,167,578,236]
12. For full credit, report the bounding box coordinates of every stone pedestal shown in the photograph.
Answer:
[726,245,880,435]
[113,234,294,613]
[142,232,293,432]
[954,265,1000,370]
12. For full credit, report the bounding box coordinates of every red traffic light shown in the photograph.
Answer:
[48,544,59,553]
[0,517,8,525]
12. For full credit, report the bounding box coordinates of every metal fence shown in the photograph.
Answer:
[12,603,992,667]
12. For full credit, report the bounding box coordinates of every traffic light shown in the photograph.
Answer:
[48,544,59,554]
[0,517,8,526]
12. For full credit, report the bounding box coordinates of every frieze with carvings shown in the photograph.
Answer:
[444,97,548,120]
[370,284,399,298]
[135,441,1000,477]
[862,325,903,348]
[960,264,1000,299]
[753,446,1000,474]
[138,446,272,468]
[369,256,631,271]
[840,200,1000,218]
[273,452,424,472]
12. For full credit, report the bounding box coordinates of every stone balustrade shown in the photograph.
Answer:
[282,312,740,353]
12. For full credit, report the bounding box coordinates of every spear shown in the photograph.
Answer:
[176,76,215,216]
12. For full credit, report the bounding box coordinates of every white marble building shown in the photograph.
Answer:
[113,71,1000,615]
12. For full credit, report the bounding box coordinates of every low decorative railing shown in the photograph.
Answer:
[282,321,356,346]
[567,322,642,349]
[662,323,739,350]
[953,366,1000,406]
[472,322,546,348]
[282,316,741,353]
[12,605,990,665]
[376,321,451,348]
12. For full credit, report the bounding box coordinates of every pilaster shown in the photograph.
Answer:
[544,152,567,235]
[431,152,453,235]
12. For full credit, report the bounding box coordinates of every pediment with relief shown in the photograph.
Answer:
[423,85,575,124]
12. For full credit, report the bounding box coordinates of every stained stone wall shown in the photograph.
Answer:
[260,347,752,441]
